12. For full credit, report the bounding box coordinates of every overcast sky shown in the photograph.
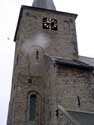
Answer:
[0,0,94,125]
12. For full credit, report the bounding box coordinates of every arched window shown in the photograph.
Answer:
[29,94,37,121]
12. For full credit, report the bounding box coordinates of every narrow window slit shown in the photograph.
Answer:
[36,50,39,60]
[16,55,19,65]
[77,96,80,106]
[56,109,59,118]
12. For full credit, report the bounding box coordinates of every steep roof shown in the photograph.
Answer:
[32,0,56,10]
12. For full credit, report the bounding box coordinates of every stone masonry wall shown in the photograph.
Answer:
[7,6,94,125]
[16,7,78,60]
[55,64,94,113]
[7,41,54,125]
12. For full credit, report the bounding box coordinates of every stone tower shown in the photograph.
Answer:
[7,0,94,125]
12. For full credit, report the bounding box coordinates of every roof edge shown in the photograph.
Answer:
[54,57,94,70]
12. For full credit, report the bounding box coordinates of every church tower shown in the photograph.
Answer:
[7,0,88,125]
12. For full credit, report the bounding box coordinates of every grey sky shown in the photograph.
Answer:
[0,0,94,125]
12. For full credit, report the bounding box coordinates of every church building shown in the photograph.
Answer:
[7,0,94,125]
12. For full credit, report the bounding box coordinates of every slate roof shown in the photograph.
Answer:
[32,0,56,10]
[68,111,94,125]
[57,105,94,125]
[53,57,94,70]
[79,56,94,67]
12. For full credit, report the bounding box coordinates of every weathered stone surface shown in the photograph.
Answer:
[15,7,78,60]
[7,5,94,125]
